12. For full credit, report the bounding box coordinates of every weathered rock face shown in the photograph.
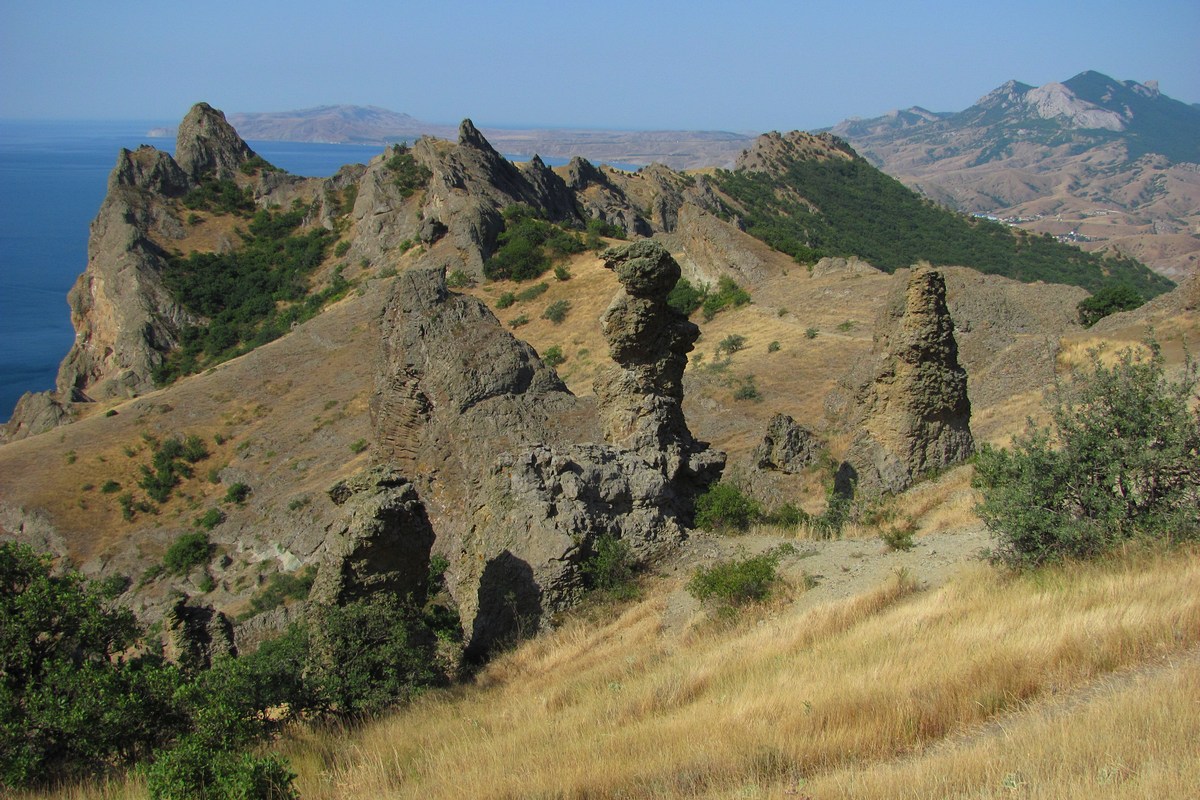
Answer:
[841,268,975,494]
[752,414,823,474]
[0,391,71,443]
[163,597,235,670]
[308,466,437,609]
[55,149,206,401]
[174,102,259,181]
[368,262,721,657]
[594,240,725,487]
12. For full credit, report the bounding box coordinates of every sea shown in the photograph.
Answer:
[0,122,423,422]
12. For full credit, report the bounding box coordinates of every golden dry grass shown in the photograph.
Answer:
[257,544,1200,800]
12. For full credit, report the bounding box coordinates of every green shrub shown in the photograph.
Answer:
[767,340,781,353]
[0,543,181,787]
[542,299,571,324]
[509,314,530,329]
[144,741,297,800]
[688,549,782,609]
[165,532,212,574]
[581,534,639,600]
[100,479,121,494]
[880,522,917,552]
[446,269,474,289]
[224,482,251,505]
[245,566,318,617]
[701,276,752,321]
[553,264,571,281]
[385,144,431,198]
[766,502,808,529]
[308,595,441,716]
[716,334,747,355]
[805,327,819,339]
[334,240,351,258]
[195,508,225,531]
[694,482,762,532]
[975,340,1200,568]
[542,345,566,368]
[495,292,516,309]
[667,277,707,316]
[349,438,368,454]
[733,375,761,401]
[516,282,550,302]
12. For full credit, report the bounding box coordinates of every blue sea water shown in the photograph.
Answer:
[0,121,387,421]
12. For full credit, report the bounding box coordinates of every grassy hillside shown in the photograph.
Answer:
[714,153,1175,299]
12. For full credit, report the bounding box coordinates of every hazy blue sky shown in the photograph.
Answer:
[2,0,1197,131]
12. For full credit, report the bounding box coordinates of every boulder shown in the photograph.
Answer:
[752,414,823,473]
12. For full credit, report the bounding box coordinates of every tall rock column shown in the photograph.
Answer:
[844,267,974,494]
[593,240,723,486]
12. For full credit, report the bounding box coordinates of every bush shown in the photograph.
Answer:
[694,483,762,532]
[688,549,782,609]
[245,566,318,617]
[308,595,441,716]
[667,277,707,316]
[553,265,571,281]
[495,292,516,309]
[701,276,752,321]
[975,340,1200,568]
[716,334,747,355]
[542,345,566,368]
[580,534,639,600]
[224,482,251,505]
[542,299,571,324]
[446,269,474,289]
[145,741,297,800]
[165,532,212,574]
[766,502,808,529]
[195,508,225,531]
[100,479,121,494]
[516,282,549,302]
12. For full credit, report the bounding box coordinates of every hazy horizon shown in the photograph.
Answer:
[2,1,1197,133]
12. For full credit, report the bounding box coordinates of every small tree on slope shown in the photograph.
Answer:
[974,339,1200,568]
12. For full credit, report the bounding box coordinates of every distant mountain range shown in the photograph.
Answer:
[826,71,1200,280]
[149,105,754,171]
[147,71,1199,278]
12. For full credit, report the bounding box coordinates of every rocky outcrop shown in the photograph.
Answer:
[308,467,436,608]
[840,268,974,494]
[55,152,205,402]
[174,102,259,181]
[594,241,725,487]
[368,258,721,656]
[752,414,822,474]
[163,597,235,670]
[0,391,71,443]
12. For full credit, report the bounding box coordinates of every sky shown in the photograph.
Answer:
[2,0,1197,132]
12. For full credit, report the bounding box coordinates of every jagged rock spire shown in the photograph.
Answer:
[175,102,258,181]
[843,267,974,494]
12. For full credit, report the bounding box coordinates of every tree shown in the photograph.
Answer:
[0,543,183,787]
[975,340,1200,568]
[1077,283,1144,327]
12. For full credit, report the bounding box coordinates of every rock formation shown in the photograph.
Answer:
[174,102,260,181]
[841,268,974,494]
[367,249,721,656]
[752,414,823,474]
[308,466,436,608]
[594,240,725,487]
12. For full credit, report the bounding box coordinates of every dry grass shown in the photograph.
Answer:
[259,544,1200,799]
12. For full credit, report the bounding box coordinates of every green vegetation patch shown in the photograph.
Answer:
[154,206,338,385]
[484,205,585,282]
[714,154,1173,298]
[385,143,432,198]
